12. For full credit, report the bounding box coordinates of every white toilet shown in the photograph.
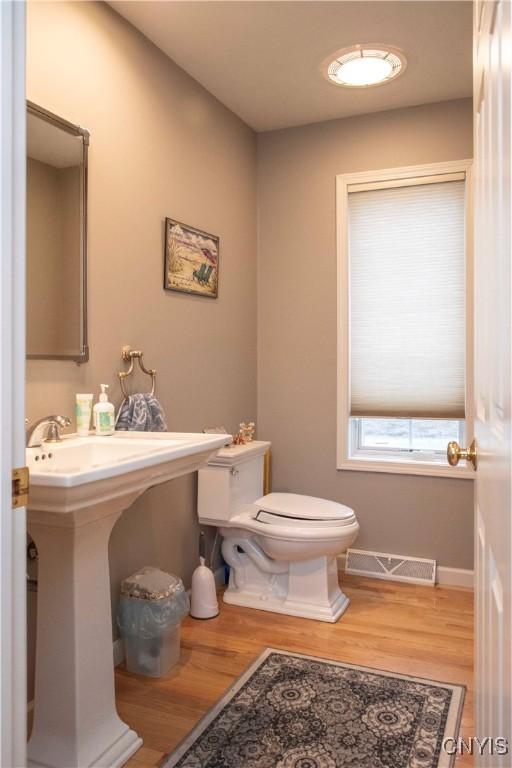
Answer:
[198,441,359,622]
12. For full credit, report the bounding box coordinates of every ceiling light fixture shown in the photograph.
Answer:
[323,45,406,88]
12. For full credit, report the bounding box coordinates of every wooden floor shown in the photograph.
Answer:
[117,574,474,768]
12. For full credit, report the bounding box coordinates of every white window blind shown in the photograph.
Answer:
[349,177,466,419]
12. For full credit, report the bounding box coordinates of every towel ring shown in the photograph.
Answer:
[118,345,156,399]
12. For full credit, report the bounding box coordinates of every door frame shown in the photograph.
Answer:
[0,2,27,766]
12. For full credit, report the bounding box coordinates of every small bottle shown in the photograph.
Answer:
[93,384,115,436]
[75,393,93,437]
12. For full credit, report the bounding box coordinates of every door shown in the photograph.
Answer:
[0,2,27,767]
[473,0,511,762]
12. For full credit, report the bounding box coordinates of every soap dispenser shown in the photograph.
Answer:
[93,384,115,436]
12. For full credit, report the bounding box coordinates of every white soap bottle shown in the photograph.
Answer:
[93,384,115,436]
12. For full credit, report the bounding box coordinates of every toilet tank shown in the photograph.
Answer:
[198,441,271,525]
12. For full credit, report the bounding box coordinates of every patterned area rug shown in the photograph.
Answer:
[163,649,465,768]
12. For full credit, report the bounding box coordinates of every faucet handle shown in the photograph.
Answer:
[45,422,65,443]
[53,415,71,429]
[45,416,71,443]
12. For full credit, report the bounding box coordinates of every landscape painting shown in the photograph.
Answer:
[164,218,219,298]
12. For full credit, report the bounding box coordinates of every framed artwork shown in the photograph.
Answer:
[164,217,219,298]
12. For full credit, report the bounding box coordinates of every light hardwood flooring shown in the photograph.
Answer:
[117,574,474,768]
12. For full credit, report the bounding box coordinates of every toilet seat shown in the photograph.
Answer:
[255,510,352,528]
[254,492,355,527]
[226,504,359,542]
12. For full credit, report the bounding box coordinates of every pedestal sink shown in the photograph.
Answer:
[26,431,231,768]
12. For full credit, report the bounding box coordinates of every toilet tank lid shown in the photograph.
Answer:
[255,492,355,522]
[207,440,271,467]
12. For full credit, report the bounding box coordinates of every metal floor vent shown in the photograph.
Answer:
[345,548,436,586]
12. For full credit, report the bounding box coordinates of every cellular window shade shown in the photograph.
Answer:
[349,178,466,419]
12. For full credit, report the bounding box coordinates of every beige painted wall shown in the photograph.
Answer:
[257,98,474,570]
[26,1,257,625]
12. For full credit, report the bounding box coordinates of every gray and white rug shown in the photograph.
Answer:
[163,648,465,768]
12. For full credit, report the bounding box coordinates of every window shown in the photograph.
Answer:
[351,418,465,462]
[336,161,473,478]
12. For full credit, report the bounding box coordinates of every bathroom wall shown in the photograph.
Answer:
[257,98,474,570]
[26,1,257,620]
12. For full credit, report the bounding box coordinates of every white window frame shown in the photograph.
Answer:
[336,160,474,479]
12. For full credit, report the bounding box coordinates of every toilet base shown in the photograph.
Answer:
[223,586,349,623]
[221,548,350,623]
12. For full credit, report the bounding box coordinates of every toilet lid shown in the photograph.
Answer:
[254,493,356,526]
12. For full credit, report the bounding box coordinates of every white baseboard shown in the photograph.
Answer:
[337,554,474,589]
[112,567,227,668]
[435,566,474,589]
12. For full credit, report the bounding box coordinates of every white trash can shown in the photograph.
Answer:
[116,566,189,678]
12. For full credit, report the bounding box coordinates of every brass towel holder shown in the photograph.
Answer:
[118,345,156,399]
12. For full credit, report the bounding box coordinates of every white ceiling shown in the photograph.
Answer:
[110,1,473,133]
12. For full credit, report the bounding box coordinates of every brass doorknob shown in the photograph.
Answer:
[447,439,477,470]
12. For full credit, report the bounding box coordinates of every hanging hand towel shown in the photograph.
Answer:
[116,393,168,432]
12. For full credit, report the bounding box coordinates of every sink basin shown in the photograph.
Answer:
[27,431,232,518]
[27,430,231,768]
[27,432,227,486]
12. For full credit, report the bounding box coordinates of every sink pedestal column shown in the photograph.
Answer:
[28,495,143,768]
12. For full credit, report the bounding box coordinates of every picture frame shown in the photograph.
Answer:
[164,217,219,298]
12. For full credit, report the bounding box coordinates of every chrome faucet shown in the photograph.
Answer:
[26,415,71,448]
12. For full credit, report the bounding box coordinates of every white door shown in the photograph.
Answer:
[0,2,27,767]
[473,0,512,762]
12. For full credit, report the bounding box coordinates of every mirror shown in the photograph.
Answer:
[26,101,89,362]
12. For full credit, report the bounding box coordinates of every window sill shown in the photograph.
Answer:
[337,456,475,479]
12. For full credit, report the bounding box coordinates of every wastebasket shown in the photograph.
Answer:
[116,566,189,677]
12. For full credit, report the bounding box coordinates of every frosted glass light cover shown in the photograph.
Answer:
[326,46,405,88]
[337,56,393,86]
[349,179,466,418]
